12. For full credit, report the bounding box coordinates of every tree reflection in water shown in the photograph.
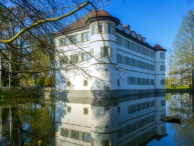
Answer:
[0,99,55,145]
[167,93,194,146]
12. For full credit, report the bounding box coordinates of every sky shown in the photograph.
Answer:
[105,0,194,51]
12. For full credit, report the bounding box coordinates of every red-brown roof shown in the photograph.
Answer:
[56,9,111,35]
[96,9,111,16]
[154,44,166,51]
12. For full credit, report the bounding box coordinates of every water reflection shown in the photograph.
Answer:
[164,93,194,146]
[0,99,55,145]
[55,93,166,146]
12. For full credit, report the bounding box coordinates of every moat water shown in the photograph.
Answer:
[0,92,193,146]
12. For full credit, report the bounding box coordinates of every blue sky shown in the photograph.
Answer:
[105,0,194,51]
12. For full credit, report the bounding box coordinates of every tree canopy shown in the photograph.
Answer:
[0,0,110,87]
[169,10,194,86]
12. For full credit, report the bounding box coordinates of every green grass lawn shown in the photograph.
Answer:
[166,86,190,89]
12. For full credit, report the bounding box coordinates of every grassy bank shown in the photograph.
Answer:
[0,87,40,98]
[166,86,190,89]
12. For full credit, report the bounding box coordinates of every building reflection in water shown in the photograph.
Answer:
[55,93,167,146]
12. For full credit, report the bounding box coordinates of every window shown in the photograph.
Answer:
[151,79,154,85]
[118,128,123,138]
[160,100,165,106]
[101,46,112,57]
[128,77,136,85]
[138,103,143,111]
[160,52,165,59]
[59,38,68,46]
[67,106,71,113]
[160,79,165,85]
[161,126,166,133]
[117,79,120,86]
[123,56,127,64]
[83,107,89,115]
[66,81,71,87]
[60,56,68,65]
[104,85,110,90]
[71,130,79,139]
[160,65,165,71]
[82,32,90,41]
[61,128,69,137]
[102,140,112,146]
[117,106,120,113]
[69,35,78,43]
[108,23,112,34]
[83,80,88,86]
[99,23,103,33]
[128,105,137,114]
[70,54,78,62]
[151,52,155,58]
[117,35,121,45]
[132,59,135,66]
[82,52,91,61]
[124,39,128,48]
[131,42,135,51]
[117,54,122,63]
[91,25,95,35]
[83,133,91,142]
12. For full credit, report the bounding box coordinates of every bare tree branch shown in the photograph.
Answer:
[0,1,90,44]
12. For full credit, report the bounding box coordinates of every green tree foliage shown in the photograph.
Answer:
[0,0,110,87]
[172,10,194,86]
[1,100,55,145]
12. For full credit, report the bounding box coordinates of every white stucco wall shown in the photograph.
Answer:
[55,18,166,91]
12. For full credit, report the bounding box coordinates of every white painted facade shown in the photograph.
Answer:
[55,94,166,145]
[55,10,166,91]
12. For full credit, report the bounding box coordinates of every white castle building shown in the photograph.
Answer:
[55,10,166,93]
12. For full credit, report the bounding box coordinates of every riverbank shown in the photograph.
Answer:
[0,87,41,98]
[166,88,193,93]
